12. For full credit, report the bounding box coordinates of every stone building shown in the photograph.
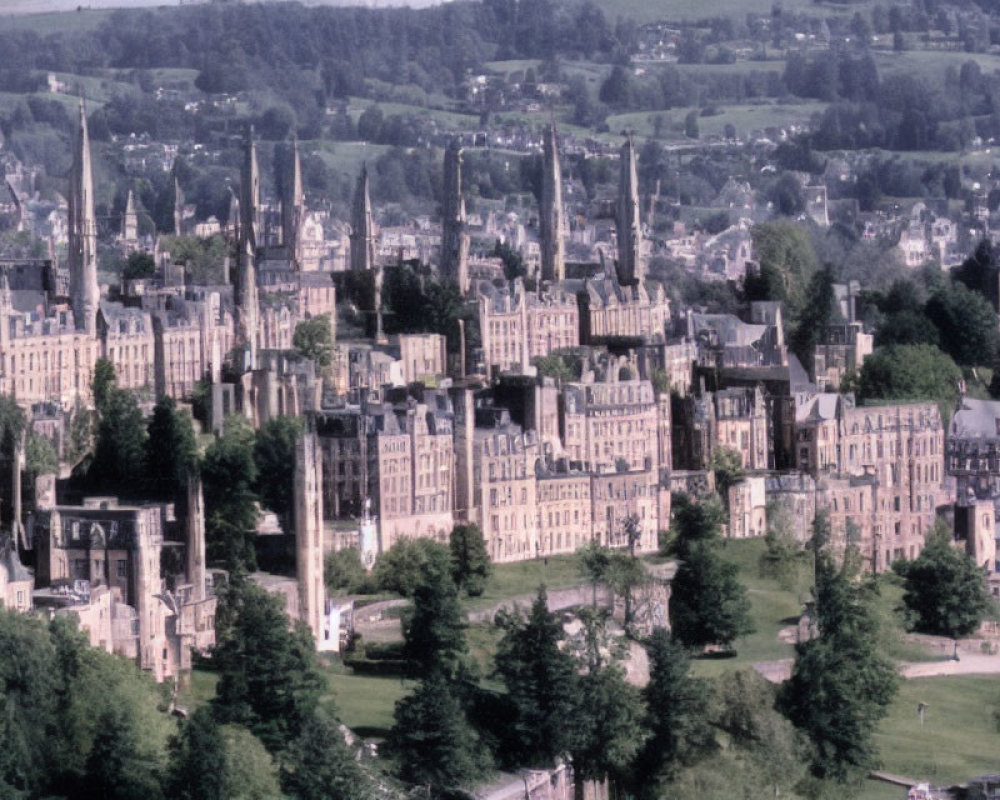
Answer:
[577,277,670,343]
[478,279,579,377]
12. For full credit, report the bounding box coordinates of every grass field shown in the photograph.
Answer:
[465,552,588,612]
[323,664,411,739]
[854,675,1000,798]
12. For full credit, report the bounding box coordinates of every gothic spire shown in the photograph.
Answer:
[616,135,644,286]
[539,122,565,284]
[68,99,99,336]
[281,137,305,265]
[350,163,375,272]
[441,138,469,294]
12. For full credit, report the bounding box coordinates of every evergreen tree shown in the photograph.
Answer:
[254,416,305,529]
[92,358,118,417]
[632,628,714,793]
[165,708,226,800]
[779,541,899,781]
[89,388,148,497]
[493,588,578,766]
[895,525,992,639]
[84,707,164,800]
[144,396,198,504]
[281,711,371,800]
[670,541,754,650]
[212,580,325,754]
[402,558,468,680]
[375,537,453,597]
[202,417,259,572]
[450,523,492,596]
[569,663,646,799]
[389,672,488,795]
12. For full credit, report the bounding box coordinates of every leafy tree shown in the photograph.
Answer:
[402,558,469,680]
[202,417,259,572]
[84,707,164,800]
[684,109,699,139]
[389,672,489,795]
[926,281,1000,366]
[253,416,305,528]
[746,221,818,317]
[92,358,118,417]
[758,501,803,590]
[281,711,371,800]
[450,523,492,596]
[708,446,744,506]
[569,662,646,798]
[373,537,453,597]
[493,588,578,766]
[857,344,962,421]
[144,396,198,504]
[212,579,325,754]
[789,267,837,373]
[894,525,992,638]
[953,237,999,309]
[66,401,94,466]
[325,547,371,595]
[122,251,156,281]
[779,535,899,781]
[25,431,58,476]
[89,388,148,496]
[165,708,226,800]
[217,725,283,800]
[670,541,755,650]
[632,628,714,794]
[293,314,333,372]
[667,493,727,558]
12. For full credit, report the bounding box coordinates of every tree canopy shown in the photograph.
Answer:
[894,524,992,639]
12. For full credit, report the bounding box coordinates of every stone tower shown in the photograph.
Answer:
[237,126,260,370]
[173,173,185,236]
[616,136,644,286]
[539,122,565,284]
[294,433,325,645]
[68,99,99,336]
[350,164,375,272]
[281,138,305,266]
[441,139,470,294]
[186,472,206,603]
[123,189,137,244]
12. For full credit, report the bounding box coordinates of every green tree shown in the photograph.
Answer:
[218,725,283,800]
[89,388,148,496]
[202,417,259,572]
[708,446,744,506]
[212,580,325,755]
[789,266,837,374]
[493,588,578,766]
[144,396,198,504]
[325,547,369,595]
[92,358,118,416]
[84,707,164,800]
[670,541,755,650]
[746,221,819,317]
[402,559,469,680]
[450,523,492,596]
[253,416,305,529]
[632,628,714,794]
[894,525,992,639]
[926,281,1000,366]
[667,493,727,557]
[165,708,226,800]
[281,711,371,800]
[569,662,646,799]
[758,501,804,590]
[389,672,488,795]
[684,109,699,139]
[293,314,333,372]
[779,539,899,781]
[373,537,453,597]
[122,251,156,280]
[857,344,962,422]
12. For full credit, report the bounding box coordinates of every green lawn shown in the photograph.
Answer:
[465,552,588,612]
[322,663,412,740]
[855,676,1000,797]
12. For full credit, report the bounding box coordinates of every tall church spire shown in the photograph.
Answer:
[68,99,99,336]
[349,164,375,273]
[122,189,137,244]
[282,138,306,265]
[173,171,185,236]
[237,125,260,370]
[539,123,565,284]
[615,135,644,286]
[441,139,470,294]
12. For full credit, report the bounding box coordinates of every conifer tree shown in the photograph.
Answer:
[494,587,578,765]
